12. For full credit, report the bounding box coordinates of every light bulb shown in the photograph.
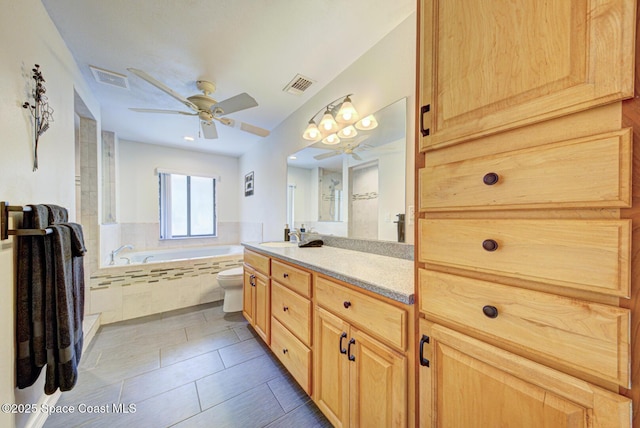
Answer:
[322,133,340,145]
[337,125,357,139]
[336,96,359,124]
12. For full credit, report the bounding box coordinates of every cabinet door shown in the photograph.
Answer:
[418,0,635,151]
[314,307,350,428]
[350,328,407,428]
[242,268,255,325]
[253,271,270,344]
[419,320,631,427]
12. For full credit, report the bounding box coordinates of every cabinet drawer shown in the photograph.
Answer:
[316,276,406,351]
[244,249,270,275]
[271,259,311,298]
[271,318,311,394]
[420,129,632,211]
[272,281,311,346]
[419,218,631,297]
[420,269,630,387]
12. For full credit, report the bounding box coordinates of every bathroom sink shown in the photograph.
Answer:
[259,241,298,248]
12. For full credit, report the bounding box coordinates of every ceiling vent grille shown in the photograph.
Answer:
[89,65,129,89]
[283,74,315,95]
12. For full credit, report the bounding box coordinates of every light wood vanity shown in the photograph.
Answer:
[242,244,415,427]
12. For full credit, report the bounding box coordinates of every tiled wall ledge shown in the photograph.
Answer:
[318,235,414,260]
[88,255,243,324]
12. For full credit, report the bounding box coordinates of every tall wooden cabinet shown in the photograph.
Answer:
[415,0,638,426]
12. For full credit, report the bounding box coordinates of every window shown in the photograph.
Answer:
[159,172,217,239]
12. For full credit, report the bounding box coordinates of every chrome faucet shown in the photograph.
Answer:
[288,230,301,242]
[110,244,133,265]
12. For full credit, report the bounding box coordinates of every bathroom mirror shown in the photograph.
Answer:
[287,97,406,242]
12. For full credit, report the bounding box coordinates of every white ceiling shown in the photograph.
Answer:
[41,0,415,157]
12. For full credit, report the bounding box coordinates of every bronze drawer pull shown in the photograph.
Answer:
[483,172,499,185]
[283,273,289,278]
[482,305,499,318]
[283,306,289,312]
[282,348,288,354]
[339,332,348,354]
[343,301,352,309]
[348,338,356,361]
[482,239,499,252]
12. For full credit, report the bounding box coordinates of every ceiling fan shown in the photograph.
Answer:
[314,138,370,161]
[127,68,270,140]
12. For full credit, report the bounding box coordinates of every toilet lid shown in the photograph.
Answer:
[218,267,244,278]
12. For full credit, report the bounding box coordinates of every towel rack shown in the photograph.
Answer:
[1,201,53,240]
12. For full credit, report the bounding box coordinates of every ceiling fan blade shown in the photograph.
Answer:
[127,68,199,111]
[351,152,363,161]
[218,118,270,137]
[211,93,258,115]
[129,108,197,116]
[314,151,341,160]
[200,120,218,139]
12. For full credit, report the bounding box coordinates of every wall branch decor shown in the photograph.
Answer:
[23,64,54,171]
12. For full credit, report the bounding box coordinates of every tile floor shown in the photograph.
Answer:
[44,302,330,428]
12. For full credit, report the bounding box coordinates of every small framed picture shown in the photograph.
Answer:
[244,171,254,197]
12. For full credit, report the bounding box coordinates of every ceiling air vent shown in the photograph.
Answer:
[283,74,315,95]
[89,65,129,89]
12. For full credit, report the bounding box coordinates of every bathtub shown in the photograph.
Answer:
[89,245,245,324]
[111,245,244,265]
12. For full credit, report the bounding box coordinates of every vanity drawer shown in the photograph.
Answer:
[315,276,406,351]
[244,249,270,275]
[420,129,632,211]
[419,218,631,297]
[419,269,630,387]
[271,318,311,394]
[271,281,312,346]
[271,259,311,298]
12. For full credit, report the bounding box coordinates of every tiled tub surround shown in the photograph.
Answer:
[89,253,244,324]
[242,242,414,304]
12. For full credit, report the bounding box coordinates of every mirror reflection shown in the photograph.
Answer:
[287,97,406,242]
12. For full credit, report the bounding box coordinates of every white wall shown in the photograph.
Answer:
[239,13,416,242]
[114,140,248,255]
[118,140,240,223]
[0,1,100,427]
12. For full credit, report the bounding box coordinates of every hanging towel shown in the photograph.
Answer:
[44,204,68,225]
[45,223,85,394]
[16,204,51,389]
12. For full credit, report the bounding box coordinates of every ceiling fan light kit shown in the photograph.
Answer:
[127,68,269,140]
[302,94,376,143]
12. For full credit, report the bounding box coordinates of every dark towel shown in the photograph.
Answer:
[44,204,68,225]
[45,224,85,394]
[16,208,38,388]
[16,205,51,389]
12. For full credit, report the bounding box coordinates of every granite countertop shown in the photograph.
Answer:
[242,242,414,305]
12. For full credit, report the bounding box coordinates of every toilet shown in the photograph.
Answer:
[217,267,244,312]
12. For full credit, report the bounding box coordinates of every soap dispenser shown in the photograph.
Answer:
[284,224,290,241]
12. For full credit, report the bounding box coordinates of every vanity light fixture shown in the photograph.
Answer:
[303,94,371,143]
[183,136,195,141]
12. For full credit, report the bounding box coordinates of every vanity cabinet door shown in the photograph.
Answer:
[349,328,407,428]
[242,267,256,325]
[314,307,408,428]
[418,0,635,151]
[314,307,350,428]
[253,270,270,345]
[418,320,631,427]
[242,266,270,344]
